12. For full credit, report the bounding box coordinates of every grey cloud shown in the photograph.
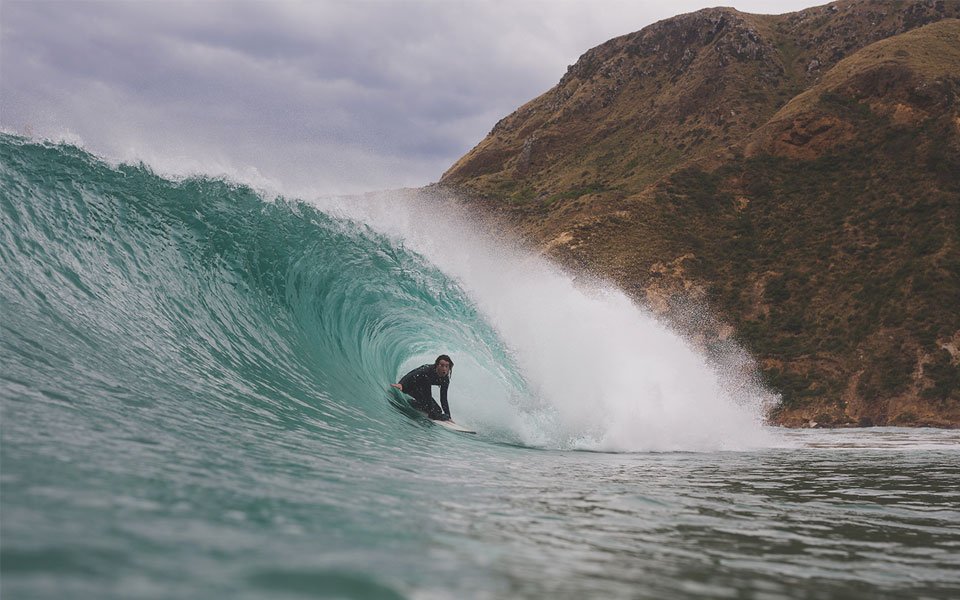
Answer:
[2,0,821,195]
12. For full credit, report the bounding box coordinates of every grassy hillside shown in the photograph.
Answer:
[439,2,960,427]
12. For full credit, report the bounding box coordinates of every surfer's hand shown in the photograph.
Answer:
[390,383,402,391]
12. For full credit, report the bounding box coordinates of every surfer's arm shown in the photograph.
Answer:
[390,383,402,391]
[439,382,450,417]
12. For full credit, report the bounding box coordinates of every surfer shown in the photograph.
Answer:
[391,355,454,421]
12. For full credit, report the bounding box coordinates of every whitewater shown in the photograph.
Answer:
[2,134,958,599]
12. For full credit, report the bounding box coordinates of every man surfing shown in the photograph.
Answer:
[391,355,454,421]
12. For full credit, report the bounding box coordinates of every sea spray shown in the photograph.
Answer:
[313,190,778,452]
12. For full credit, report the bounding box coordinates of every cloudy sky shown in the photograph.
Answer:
[3,0,822,196]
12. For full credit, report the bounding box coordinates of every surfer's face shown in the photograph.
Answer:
[435,360,451,378]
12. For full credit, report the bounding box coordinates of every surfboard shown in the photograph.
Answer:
[434,418,476,434]
[388,386,476,434]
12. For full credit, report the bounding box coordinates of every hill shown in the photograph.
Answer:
[438,1,960,427]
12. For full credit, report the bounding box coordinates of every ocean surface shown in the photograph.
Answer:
[2,134,958,599]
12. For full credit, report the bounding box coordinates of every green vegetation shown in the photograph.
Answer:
[923,350,960,402]
[545,182,610,205]
[654,96,960,420]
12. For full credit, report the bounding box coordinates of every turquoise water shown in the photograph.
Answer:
[2,135,958,599]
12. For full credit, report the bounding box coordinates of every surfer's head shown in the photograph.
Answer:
[434,354,453,378]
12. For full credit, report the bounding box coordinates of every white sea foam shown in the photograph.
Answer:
[314,190,780,453]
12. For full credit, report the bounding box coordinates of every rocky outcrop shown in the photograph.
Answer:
[439,1,960,427]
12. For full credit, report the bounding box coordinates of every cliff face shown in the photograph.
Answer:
[439,0,960,427]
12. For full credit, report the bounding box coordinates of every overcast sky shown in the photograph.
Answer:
[2,0,823,196]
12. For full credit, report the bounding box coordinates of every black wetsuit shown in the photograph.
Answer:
[398,364,450,420]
